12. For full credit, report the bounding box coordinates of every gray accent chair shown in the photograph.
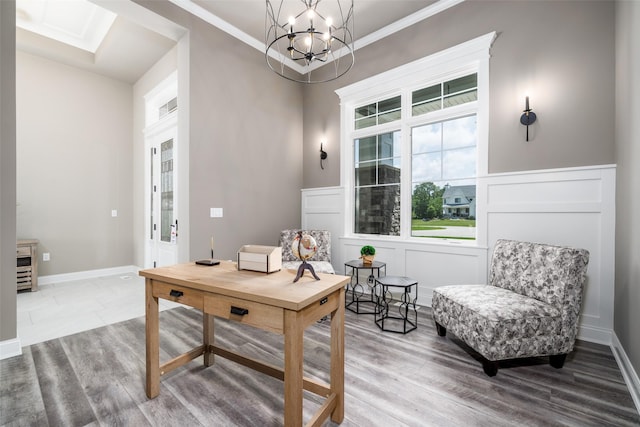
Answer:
[432,239,590,376]
[279,229,335,274]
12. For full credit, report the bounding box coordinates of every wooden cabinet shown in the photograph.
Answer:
[17,239,38,292]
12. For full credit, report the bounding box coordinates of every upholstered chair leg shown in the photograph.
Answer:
[435,322,446,337]
[482,359,498,377]
[549,354,567,369]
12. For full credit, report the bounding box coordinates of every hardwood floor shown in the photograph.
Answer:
[2,306,639,426]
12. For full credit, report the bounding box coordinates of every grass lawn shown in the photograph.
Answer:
[411,218,476,230]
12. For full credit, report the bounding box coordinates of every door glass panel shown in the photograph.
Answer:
[160,139,174,243]
[149,147,154,239]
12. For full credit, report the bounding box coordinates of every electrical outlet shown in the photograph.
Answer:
[43,253,50,261]
[111,209,118,217]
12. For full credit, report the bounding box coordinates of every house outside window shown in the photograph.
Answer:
[337,33,494,245]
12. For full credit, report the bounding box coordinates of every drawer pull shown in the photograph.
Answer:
[230,306,249,316]
[170,289,184,298]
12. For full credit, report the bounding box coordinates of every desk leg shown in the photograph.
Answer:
[284,310,303,427]
[145,279,160,398]
[330,288,345,423]
[203,313,214,366]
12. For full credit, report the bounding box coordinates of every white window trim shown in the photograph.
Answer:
[336,31,496,245]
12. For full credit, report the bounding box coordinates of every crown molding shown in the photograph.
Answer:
[169,0,466,78]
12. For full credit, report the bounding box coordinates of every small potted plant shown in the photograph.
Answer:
[360,245,376,266]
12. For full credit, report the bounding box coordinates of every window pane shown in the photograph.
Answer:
[444,89,477,108]
[379,96,401,113]
[379,131,401,158]
[354,130,401,235]
[412,122,441,154]
[354,186,401,236]
[412,100,441,116]
[411,115,477,240]
[356,104,376,119]
[444,74,477,95]
[160,139,174,243]
[355,97,401,129]
[413,84,440,104]
[411,152,441,182]
[355,162,376,186]
[355,136,377,162]
[412,74,477,117]
[355,117,377,129]
[443,147,476,180]
[378,110,401,124]
[379,159,401,184]
[442,116,477,150]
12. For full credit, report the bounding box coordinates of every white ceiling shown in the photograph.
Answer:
[15,0,461,84]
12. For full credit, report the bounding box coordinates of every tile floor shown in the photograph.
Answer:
[16,272,184,347]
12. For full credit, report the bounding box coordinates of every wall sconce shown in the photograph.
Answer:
[320,143,328,169]
[520,96,537,141]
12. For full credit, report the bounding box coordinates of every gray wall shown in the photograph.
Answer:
[136,0,304,262]
[132,46,179,268]
[302,0,615,187]
[1,0,17,343]
[615,0,640,387]
[16,52,134,276]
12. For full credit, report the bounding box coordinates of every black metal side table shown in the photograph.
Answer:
[344,260,386,314]
[374,276,418,334]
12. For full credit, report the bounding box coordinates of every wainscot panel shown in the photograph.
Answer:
[301,164,616,345]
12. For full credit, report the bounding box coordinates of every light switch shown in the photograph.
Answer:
[210,208,223,218]
[111,210,118,217]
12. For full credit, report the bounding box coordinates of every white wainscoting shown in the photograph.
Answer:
[481,165,616,344]
[301,186,345,274]
[301,164,616,346]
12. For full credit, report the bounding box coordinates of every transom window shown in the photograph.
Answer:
[412,74,477,116]
[337,33,494,244]
[355,96,401,129]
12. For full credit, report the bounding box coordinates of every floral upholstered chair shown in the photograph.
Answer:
[431,239,590,376]
[279,229,335,275]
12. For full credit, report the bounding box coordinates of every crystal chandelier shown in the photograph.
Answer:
[265,0,354,83]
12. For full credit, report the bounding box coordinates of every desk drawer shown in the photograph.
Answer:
[152,282,204,310]
[205,295,284,334]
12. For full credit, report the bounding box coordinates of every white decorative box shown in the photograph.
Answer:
[237,245,282,273]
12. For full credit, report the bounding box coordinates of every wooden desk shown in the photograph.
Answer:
[140,261,349,427]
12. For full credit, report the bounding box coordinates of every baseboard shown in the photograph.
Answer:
[577,324,613,345]
[611,333,640,415]
[0,337,22,360]
[39,265,141,285]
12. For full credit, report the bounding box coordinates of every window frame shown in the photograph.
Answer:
[336,32,495,246]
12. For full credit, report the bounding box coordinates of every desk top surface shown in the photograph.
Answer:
[140,261,349,311]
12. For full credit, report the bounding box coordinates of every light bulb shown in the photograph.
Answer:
[326,17,333,27]
[307,9,315,20]
[305,35,312,46]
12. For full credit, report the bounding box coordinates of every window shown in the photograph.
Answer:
[354,131,401,235]
[337,33,494,244]
[411,115,477,239]
[412,74,477,116]
[355,96,401,129]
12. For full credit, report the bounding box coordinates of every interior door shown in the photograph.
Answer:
[148,136,178,268]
